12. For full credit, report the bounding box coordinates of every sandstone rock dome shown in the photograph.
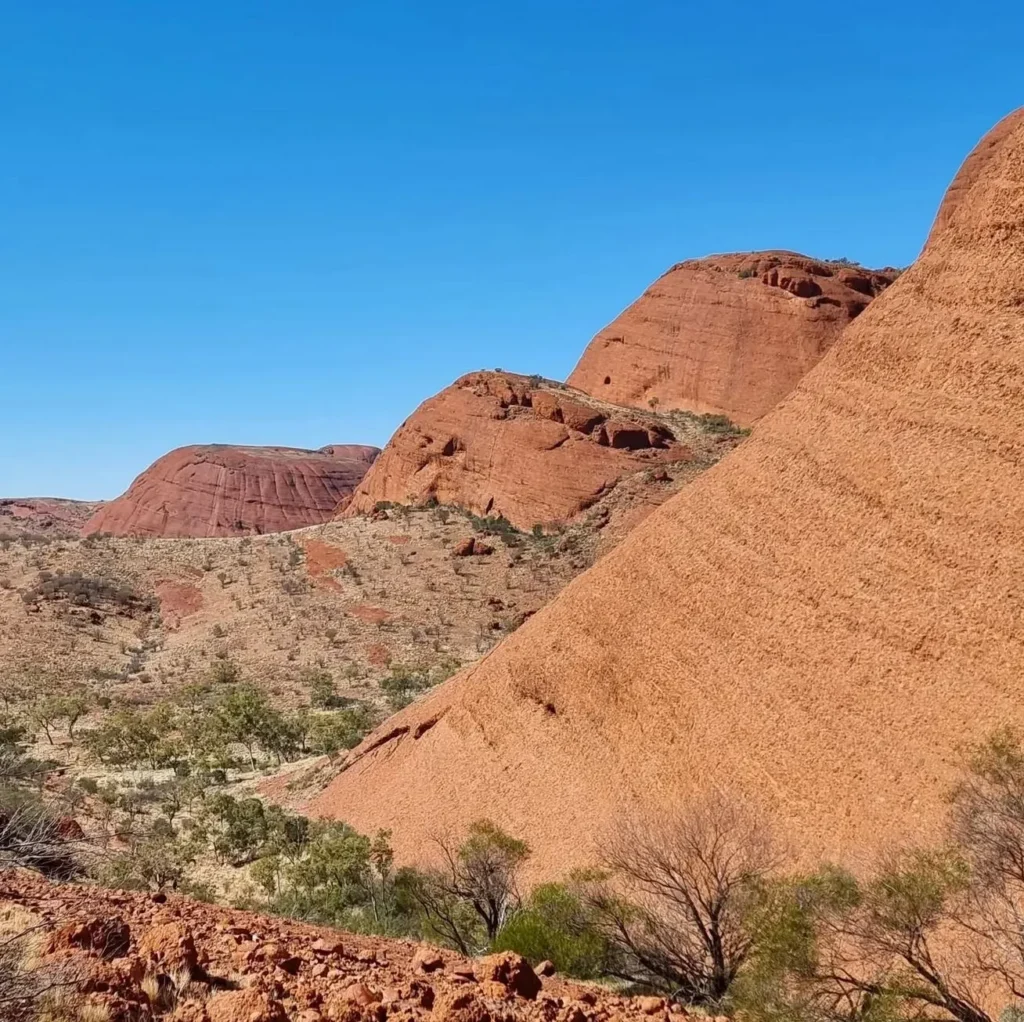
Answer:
[311,108,1024,876]
[340,371,685,530]
[567,252,897,426]
[84,443,379,538]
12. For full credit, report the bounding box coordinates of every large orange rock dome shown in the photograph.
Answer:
[311,109,1024,876]
[340,371,685,530]
[567,252,897,426]
[84,443,379,538]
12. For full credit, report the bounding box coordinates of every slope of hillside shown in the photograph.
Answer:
[0,498,103,539]
[310,109,1024,876]
[340,372,737,531]
[84,444,380,539]
[0,417,739,713]
[566,252,897,426]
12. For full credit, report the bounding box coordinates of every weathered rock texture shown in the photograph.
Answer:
[340,372,686,530]
[0,498,103,538]
[4,872,671,1022]
[84,444,379,538]
[312,109,1024,876]
[567,252,898,426]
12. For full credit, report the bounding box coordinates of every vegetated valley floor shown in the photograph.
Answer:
[0,410,743,721]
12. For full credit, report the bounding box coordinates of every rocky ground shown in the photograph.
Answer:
[0,499,103,541]
[2,871,692,1022]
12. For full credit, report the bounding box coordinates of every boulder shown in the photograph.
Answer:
[431,989,492,1022]
[476,953,541,1000]
[137,920,198,973]
[46,917,130,961]
[411,947,445,973]
[341,982,382,1006]
[451,537,494,557]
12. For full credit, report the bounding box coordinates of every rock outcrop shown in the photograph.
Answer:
[311,110,1024,876]
[0,498,103,538]
[567,252,898,426]
[84,444,379,538]
[340,372,686,530]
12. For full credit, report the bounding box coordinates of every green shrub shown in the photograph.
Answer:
[208,659,241,685]
[379,665,431,711]
[20,571,157,616]
[308,707,371,754]
[494,880,610,979]
[303,668,339,709]
[467,513,522,547]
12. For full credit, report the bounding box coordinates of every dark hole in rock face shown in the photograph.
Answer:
[415,716,440,739]
[604,376,611,385]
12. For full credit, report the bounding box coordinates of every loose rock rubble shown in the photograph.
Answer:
[2,871,688,1022]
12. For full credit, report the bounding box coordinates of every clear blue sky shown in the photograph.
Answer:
[2,2,1021,499]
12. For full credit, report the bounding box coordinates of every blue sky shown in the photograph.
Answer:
[2,2,1021,499]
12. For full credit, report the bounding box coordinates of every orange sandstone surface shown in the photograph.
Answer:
[309,109,1024,877]
[340,372,685,531]
[567,251,897,426]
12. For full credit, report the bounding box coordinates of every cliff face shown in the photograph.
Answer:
[83,444,379,538]
[340,372,686,530]
[567,251,897,426]
[311,110,1024,877]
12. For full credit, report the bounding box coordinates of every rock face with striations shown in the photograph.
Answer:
[84,444,379,538]
[311,110,1024,875]
[339,371,685,531]
[567,251,898,426]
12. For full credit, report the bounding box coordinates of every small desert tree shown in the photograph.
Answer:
[948,728,1024,1003]
[737,851,991,1022]
[591,793,780,1004]
[213,684,284,770]
[412,820,530,954]
[736,731,1024,1022]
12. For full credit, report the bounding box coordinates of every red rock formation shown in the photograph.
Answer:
[567,252,897,426]
[340,372,685,531]
[83,444,379,538]
[0,497,103,538]
[311,110,1024,877]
